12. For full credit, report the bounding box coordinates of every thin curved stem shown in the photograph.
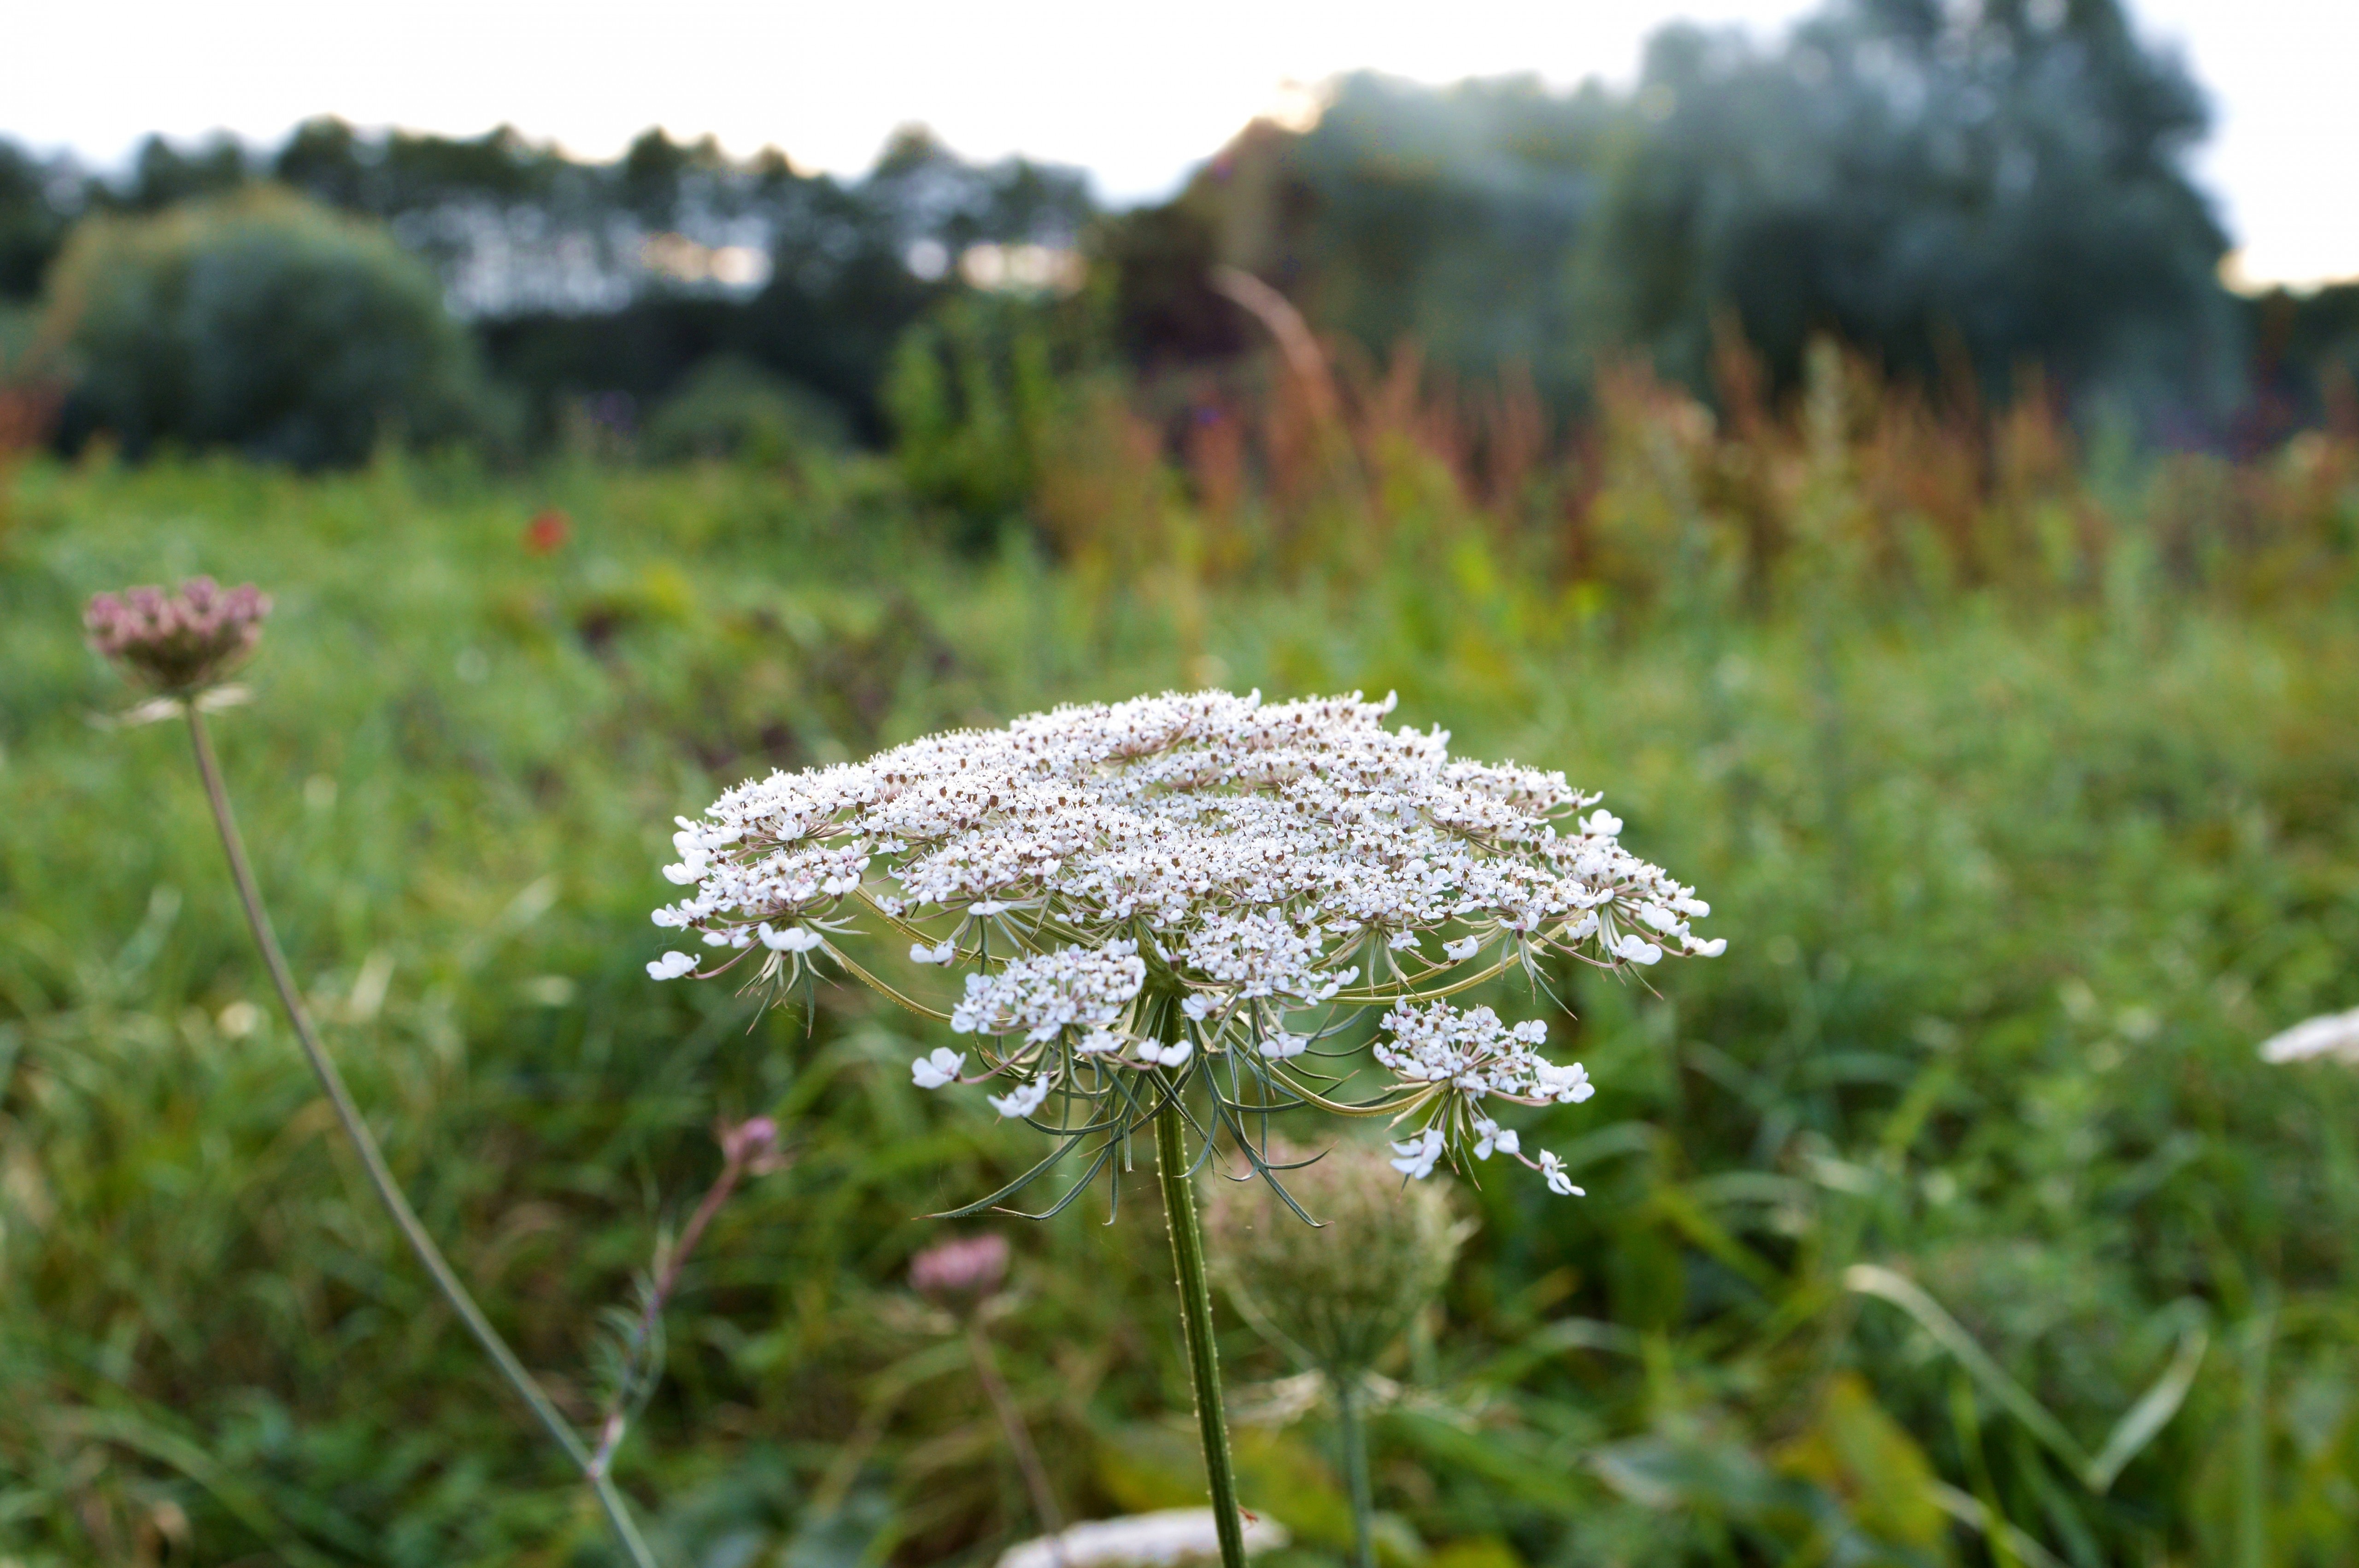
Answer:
[1155,1087,1247,1568]
[592,1152,751,1478]
[185,709,658,1568]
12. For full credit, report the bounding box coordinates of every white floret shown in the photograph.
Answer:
[950,941,1146,1043]
[759,923,824,953]
[988,1077,1051,1118]
[911,1047,966,1088]
[1389,1127,1444,1179]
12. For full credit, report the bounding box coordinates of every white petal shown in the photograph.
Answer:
[2260,1007,2359,1063]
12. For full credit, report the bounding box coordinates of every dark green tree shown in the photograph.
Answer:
[0,140,80,302]
[1593,0,2238,410]
[1107,0,2240,419]
[47,188,490,466]
[119,133,252,213]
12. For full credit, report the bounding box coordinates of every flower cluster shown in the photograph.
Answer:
[84,577,272,695]
[650,690,1722,1199]
[951,941,1147,1045]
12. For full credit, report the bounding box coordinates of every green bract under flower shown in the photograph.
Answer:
[649,690,1722,1203]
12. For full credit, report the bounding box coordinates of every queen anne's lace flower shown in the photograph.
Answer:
[650,689,1722,1199]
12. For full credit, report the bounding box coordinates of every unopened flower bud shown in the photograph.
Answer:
[85,576,272,696]
[716,1115,784,1171]
[723,1115,773,1158]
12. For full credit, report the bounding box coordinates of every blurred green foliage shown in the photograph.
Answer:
[1,394,2355,1568]
[884,292,1121,539]
[41,190,493,468]
[642,358,851,470]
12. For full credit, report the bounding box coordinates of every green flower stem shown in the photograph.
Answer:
[1154,1089,1248,1568]
[1335,1374,1375,1568]
[185,708,657,1568]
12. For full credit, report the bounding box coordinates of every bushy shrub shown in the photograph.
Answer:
[44,187,490,466]
[641,355,848,467]
[885,293,1062,528]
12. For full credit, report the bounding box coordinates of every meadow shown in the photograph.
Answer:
[2,368,2358,1568]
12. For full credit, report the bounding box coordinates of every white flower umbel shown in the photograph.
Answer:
[651,688,1722,1568]
[649,689,1721,1204]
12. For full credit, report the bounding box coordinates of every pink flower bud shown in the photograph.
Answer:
[716,1116,785,1173]
[720,1116,779,1162]
[85,576,272,695]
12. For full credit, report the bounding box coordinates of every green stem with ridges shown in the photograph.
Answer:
[1153,1076,1247,1568]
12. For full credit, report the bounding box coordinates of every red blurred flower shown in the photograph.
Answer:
[524,509,571,555]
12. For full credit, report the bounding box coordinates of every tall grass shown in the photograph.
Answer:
[1,381,2356,1568]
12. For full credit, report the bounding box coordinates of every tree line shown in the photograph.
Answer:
[2,0,2353,467]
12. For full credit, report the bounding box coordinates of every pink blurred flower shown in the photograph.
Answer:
[717,1115,785,1171]
[911,1233,1009,1306]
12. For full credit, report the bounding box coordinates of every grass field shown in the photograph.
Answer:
[3,436,2358,1568]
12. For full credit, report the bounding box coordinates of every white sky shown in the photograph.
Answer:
[5,0,2353,287]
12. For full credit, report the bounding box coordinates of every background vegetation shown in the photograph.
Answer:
[4,0,2359,1562]
[5,0,2357,462]
[3,338,2357,1565]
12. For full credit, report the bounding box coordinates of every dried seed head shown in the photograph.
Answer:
[84,577,272,696]
[910,1232,1010,1308]
[1205,1138,1466,1377]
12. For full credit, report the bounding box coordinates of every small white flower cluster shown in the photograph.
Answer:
[649,689,1723,1197]
[1373,1000,1594,1187]
[1375,1000,1595,1104]
[1182,910,1351,1006]
[951,941,1147,1044]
